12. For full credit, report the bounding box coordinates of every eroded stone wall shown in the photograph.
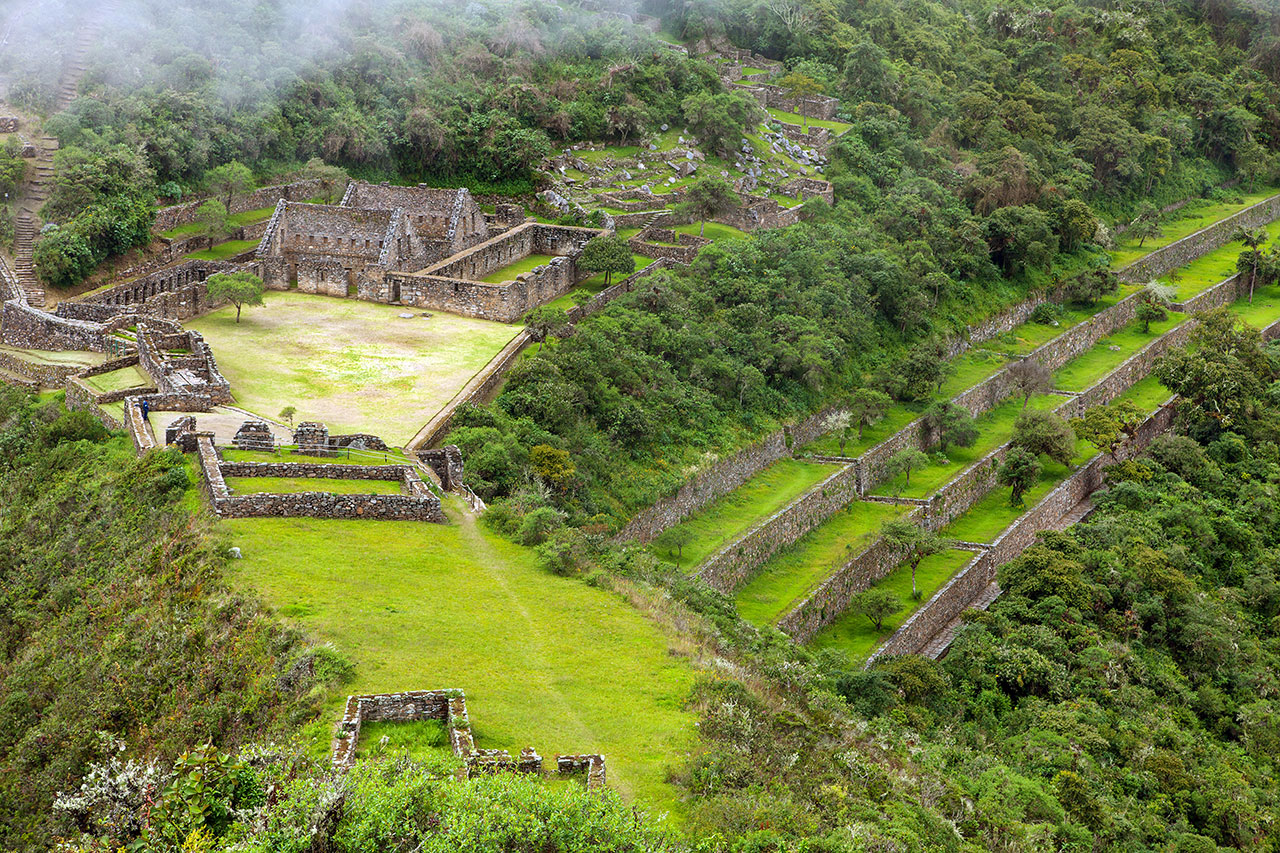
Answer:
[153,179,325,232]
[1,300,106,351]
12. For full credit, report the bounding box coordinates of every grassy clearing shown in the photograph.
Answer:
[1227,282,1280,331]
[1052,313,1185,392]
[802,403,923,458]
[809,549,977,663]
[184,239,258,261]
[648,459,840,570]
[938,348,1013,398]
[481,254,559,284]
[740,66,772,77]
[674,221,748,244]
[186,292,519,444]
[735,500,908,626]
[765,108,852,134]
[224,476,402,495]
[0,345,104,368]
[1112,373,1174,413]
[220,446,413,465]
[225,504,697,815]
[353,720,457,763]
[99,401,126,424]
[871,395,1060,499]
[80,366,150,394]
[1110,187,1280,268]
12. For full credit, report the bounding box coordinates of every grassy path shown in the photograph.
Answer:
[226,503,697,817]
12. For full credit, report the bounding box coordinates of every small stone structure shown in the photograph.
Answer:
[293,421,331,455]
[330,688,606,790]
[135,318,231,404]
[0,117,19,133]
[57,260,235,322]
[628,226,710,264]
[233,420,275,452]
[419,445,465,490]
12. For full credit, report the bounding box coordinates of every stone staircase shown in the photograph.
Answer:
[636,209,670,230]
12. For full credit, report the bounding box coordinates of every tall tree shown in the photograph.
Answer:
[578,233,635,286]
[923,401,978,453]
[206,270,265,323]
[1012,409,1076,466]
[881,519,950,600]
[997,447,1042,507]
[1007,359,1053,409]
[1128,201,1163,248]
[205,161,254,213]
[1235,226,1270,304]
[885,448,929,493]
[675,175,740,237]
[847,388,892,440]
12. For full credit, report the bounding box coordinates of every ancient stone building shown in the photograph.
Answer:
[340,182,491,260]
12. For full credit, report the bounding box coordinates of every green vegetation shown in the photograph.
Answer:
[223,476,402,495]
[352,719,453,761]
[480,254,559,284]
[161,204,277,239]
[79,365,151,394]
[765,109,852,133]
[1228,281,1280,329]
[0,345,104,368]
[647,458,839,570]
[809,549,975,662]
[1051,313,1186,391]
[225,508,696,813]
[1156,219,1280,299]
[735,500,906,625]
[220,446,411,465]
[183,238,258,261]
[187,292,518,444]
[1111,373,1174,413]
[1110,187,1280,267]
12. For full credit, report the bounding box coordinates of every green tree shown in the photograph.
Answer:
[881,519,949,600]
[578,233,635,286]
[1135,282,1174,333]
[278,406,297,428]
[777,71,825,128]
[523,306,570,352]
[205,160,253,212]
[1155,309,1272,429]
[300,157,350,204]
[885,447,929,492]
[1128,201,1163,248]
[680,91,760,158]
[1007,359,1053,409]
[529,444,576,492]
[923,401,978,453]
[206,270,265,323]
[853,587,901,631]
[847,388,892,441]
[1063,268,1119,307]
[674,175,740,238]
[1012,409,1076,466]
[655,526,695,561]
[1235,226,1270,304]
[1070,400,1146,459]
[997,446,1042,507]
[196,198,230,240]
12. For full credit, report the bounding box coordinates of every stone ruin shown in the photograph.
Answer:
[292,421,331,455]
[331,689,606,790]
[419,445,464,491]
[233,420,275,452]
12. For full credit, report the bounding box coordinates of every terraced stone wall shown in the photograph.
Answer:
[153,179,325,231]
[1,300,106,351]
[60,259,236,322]
[1120,193,1280,282]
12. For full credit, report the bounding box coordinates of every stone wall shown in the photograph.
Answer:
[1,301,107,351]
[409,331,532,449]
[1119,193,1280,282]
[0,117,18,132]
[61,259,236,321]
[153,179,325,231]
[567,259,669,322]
[627,227,709,264]
[1176,272,1248,313]
[734,81,840,120]
[0,348,85,385]
[63,378,125,431]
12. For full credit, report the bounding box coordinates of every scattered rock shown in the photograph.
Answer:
[399,313,415,319]
[228,547,242,559]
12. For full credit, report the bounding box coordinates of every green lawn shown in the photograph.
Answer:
[184,239,258,261]
[541,258,658,312]
[81,366,151,394]
[735,500,908,625]
[809,549,978,663]
[481,254,559,284]
[1153,219,1280,302]
[162,205,279,239]
[224,476,402,495]
[186,292,519,444]
[674,221,748,244]
[938,348,1014,398]
[648,458,841,570]
[225,504,697,815]
[740,66,772,77]
[1052,313,1186,392]
[0,345,105,368]
[871,395,1061,499]
[1110,187,1280,268]
[354,719,457,764]
[99,400,126,424]
[802,403,923,458]
[1227,282,1280,331]
[766,108,852,134]
[1111,373,1174,414]
[221,446,412,465]
[941,438,1094,544]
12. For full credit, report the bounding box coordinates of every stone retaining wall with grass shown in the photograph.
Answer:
[1175,272,1248,314]
[0,349,84,385]
[627,228,709,264]
[63,378,125,431]
[1119,193,1280,282]
[1,300,106,351]
[153,179,326,232]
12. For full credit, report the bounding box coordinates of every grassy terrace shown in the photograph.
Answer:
[221,446,413,465]
[227,503,696,814]
[540,257,658,313]
[647,458,840,571]
[1228,282,1280,328]
[1111,373,1173,413]
[80,366,150,394]
[1051,312,1186,392]
[809,548,977,663]
[871,394,1061,499]
[161,204,279,239]
[0,345,105,368]
[735,500,907,626]
[1153,219,1280,301]
[765,108,852,134]
[224,476,402,495]
[1109,186,1280,268]
[353,719,455,763]
[184,239,258,261]
[481,254,559,284]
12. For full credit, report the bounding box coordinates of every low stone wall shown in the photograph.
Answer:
[153,179,325,232]
[1119,193,1280,282]
[1176,272,1247,314]
[627,228,709,264]
[0,117,18,133]
[735,82,840,120]
[63,259,236,322]
[567,259,668,322]
[220,460,415,483]
[1,301,106,351]
[409,330,532,450]
[698,463,858,592]
[0,348,85,385]
[63,378,125,431]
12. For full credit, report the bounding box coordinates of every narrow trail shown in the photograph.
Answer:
[449,504,635,798]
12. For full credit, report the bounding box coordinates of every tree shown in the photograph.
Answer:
[824,410,853,455]
[998,447,1042,507]
[523,306,570,352]
[1135,282,1174,333]
[890,339,952,402]
[578,234,635,286]
[205,160,253,212]
[1063,268,1119,307]
[885,448,929,492]
[1235,226,1269,304]
[847,388,892,440]
[1012,408,1076,466]
[923,401,978,453]
[1007,359,1053,409]
[1070,400,1146,459]
[680,91,760,158]
[206,271,265,323]
[674,175,740,238]
[278,406,297,428]
[655,526,695,561]
[529,444,576,492]
[777,71,824,128]
[300,157,350,204]
[1128,201,1163,248]
[881,519,949,600]
[196,199,230,240]
[853,587,901,631]
[1155,308,1271,429]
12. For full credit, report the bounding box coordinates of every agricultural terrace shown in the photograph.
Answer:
[1109,186,1280,267]
[225,500,697,815]
[187,292,519,444]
